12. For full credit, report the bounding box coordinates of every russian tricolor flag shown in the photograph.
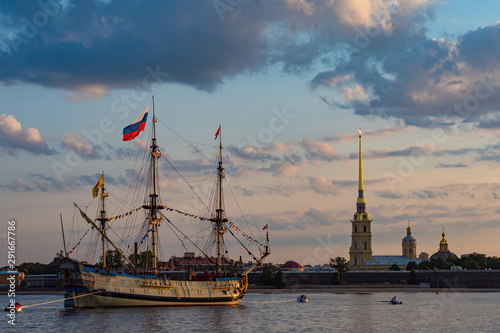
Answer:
[123,105,150,141]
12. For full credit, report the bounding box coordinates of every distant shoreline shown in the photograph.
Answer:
[247,285,500,293]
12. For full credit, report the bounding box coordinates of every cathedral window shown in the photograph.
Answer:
[363,226,367,233]
[364,242,367,250]
[354,226,357,233]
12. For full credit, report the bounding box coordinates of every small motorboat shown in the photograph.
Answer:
[297,295,308,303]
[389,296,402,305]
[4,302,22,312]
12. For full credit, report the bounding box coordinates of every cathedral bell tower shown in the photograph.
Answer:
[402,222,417,259]
[349,129,373,268]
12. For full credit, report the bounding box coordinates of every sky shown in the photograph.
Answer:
[1,0,500,267]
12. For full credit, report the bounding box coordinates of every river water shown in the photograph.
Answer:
[1,291,499,332]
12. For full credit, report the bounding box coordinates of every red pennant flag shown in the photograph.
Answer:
[214,126,220,140]
[263,224,268,230]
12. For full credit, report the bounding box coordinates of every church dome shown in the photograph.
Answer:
[430,250,457,260]
[402,235,416,244]
[402,223,416,244]
[280,260,304,271]
[430,229,457,260]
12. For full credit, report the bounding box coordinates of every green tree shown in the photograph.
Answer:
[329,257,350,277]
[408,269,418,285]
[98,250,125,268]
[406,261,418,271]
[486,257,500,269]
[418,260,431,270]
[331,272,341,285]
[16,256,61,275]
[389,263,400,271]
[429,257,446,270]
[273,271,287,288]
[259,264,276,285]
[462,260,480,270]
[128,250,155,268]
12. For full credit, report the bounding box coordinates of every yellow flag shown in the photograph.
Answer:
[92,173,103,198]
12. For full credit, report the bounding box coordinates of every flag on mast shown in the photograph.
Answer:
[214,125,221,140]
[262,224,268,230]
[123,105,150,141]
[92,173,104,198]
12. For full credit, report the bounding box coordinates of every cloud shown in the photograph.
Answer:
[0,1,273,94]
[61,132,99,158]
[0,0,431,101]
[308,176,338,196]
[435,163,467,168]
[228,144,284,162]
[375,190,406,199]
[375,189,448,199]
[263,161,300,177]
[0,172,130,193]
[2,0,499,130]
[300,138,338,161]
[460,192,475,199]
[0,114,52,155]
[304,207,335,226]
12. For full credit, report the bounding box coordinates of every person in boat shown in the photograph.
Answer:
[297,295,308,302]
[4,302,22,312]
[390,296,402,304]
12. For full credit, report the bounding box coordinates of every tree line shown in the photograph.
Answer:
[389,254,500,271]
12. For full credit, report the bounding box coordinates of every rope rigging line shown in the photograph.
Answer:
[225,224,260,261]
[223,150,262,239]
[240,299,296,304]
[163,205,212,221]
[160,152,212,213]
[157,118,214,163]
[22,291,102,308]
[160,212,215,264]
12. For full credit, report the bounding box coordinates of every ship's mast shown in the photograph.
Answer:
[216,126,226,274]
[150,96,161,275]
[60,213,68,258]
[95,173,108,268]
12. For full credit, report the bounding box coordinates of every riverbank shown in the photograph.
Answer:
[247,285,500,293]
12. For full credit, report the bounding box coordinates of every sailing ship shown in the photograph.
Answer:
[58,99,270,307]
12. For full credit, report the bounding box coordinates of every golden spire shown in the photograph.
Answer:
[356,129,366,206]
[358,128,363,191]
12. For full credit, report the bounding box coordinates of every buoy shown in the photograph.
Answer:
[389,296,402,305]
[297,295,308,303]
[15,302,22,312]
[436,291,439,294]
[4,302,22,312]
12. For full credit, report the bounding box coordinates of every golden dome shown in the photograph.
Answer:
[440,231,448,245]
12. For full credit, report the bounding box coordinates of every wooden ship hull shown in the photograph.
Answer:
[59,259,248,307]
